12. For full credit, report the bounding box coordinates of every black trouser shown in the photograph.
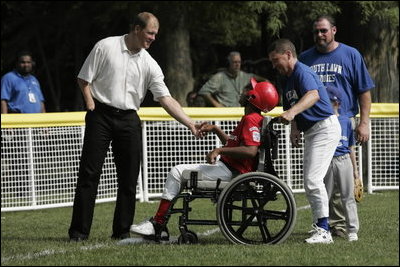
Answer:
[69,101,142,239]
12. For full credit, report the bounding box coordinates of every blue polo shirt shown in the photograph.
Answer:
[1,71,44,113]
[282,61,334,132]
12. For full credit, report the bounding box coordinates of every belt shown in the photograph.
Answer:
[94,99,136,114]
[334,154,350,161]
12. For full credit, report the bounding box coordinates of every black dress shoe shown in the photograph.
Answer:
[111,232,130,240]
[69,232,88,242]
[69,235,88,242]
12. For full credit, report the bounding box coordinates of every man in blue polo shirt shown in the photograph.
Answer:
[268,38,341,244]
[1,51,46,113]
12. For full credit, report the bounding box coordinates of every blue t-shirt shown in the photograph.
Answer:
[299,43,375,117]
[335,115,355,157]
[1,71,44,113]
[282,61,334,132]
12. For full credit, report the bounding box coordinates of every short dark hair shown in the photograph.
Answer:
[314,14,336,27]
[16,50,33,62]
[267,39,297,58]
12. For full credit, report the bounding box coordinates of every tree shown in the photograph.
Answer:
[344,1,399,102]
[156,1,288,106]
[1,1,398,110]
[1,1,140,111]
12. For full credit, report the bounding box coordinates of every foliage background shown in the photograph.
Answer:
[1,1,398,111]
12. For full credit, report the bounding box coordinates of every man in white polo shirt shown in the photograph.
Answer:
[68,12,203,242]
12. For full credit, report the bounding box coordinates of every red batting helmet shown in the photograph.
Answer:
[247,77,279,112]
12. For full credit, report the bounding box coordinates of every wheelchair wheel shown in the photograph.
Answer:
[217,172,296,245]
[178,230,199,244]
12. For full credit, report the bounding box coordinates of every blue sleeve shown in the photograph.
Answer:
[351,50,375,94]
[1,75,12,101]
[297,70,320,95]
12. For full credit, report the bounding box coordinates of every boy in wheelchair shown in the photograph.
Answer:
[130,78,279,241]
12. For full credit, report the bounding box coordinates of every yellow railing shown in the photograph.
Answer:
[1,103,398,128]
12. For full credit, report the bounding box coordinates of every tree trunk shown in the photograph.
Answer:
[72,20,85,111]
[162,9,193,106]
[361,17,399,103]
[339,5,399,103]
[34,27,59,112]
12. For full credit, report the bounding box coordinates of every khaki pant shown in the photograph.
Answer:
[325,154,359,234]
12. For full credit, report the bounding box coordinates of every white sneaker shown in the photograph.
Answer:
[307,227,317,234]
[348,233,358,242]
[305,224,333,244]
[130,220,155,236]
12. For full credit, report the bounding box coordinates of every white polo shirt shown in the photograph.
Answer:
[78,34,171,110]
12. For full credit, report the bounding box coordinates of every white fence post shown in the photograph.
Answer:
[27,128,37,207]
[141,121,149,202]
[284,125,292,189]
[367,121,373,194]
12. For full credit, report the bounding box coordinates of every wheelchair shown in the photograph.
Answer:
[158,116,297,245]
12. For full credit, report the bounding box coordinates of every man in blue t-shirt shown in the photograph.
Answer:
[299,15,374,143]
[268,38,341,244]
[299,15,374,238]
[1,51,46,113]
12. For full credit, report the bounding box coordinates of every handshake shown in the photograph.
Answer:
[194,122,218,138]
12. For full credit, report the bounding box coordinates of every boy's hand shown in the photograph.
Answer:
[199,122,216,135]
[206,148,220,164]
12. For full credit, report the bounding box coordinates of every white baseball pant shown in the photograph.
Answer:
[161,160,233,201]
[302,115,341,222]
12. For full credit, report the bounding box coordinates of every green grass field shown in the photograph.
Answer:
[1,191,398,266]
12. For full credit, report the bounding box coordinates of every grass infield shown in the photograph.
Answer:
[1,191,398,266]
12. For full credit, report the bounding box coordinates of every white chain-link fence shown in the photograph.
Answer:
[1,109,398,211]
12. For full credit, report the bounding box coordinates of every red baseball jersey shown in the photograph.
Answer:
[220,112,263,174]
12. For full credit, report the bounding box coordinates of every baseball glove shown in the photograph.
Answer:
[354,178,364,202]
